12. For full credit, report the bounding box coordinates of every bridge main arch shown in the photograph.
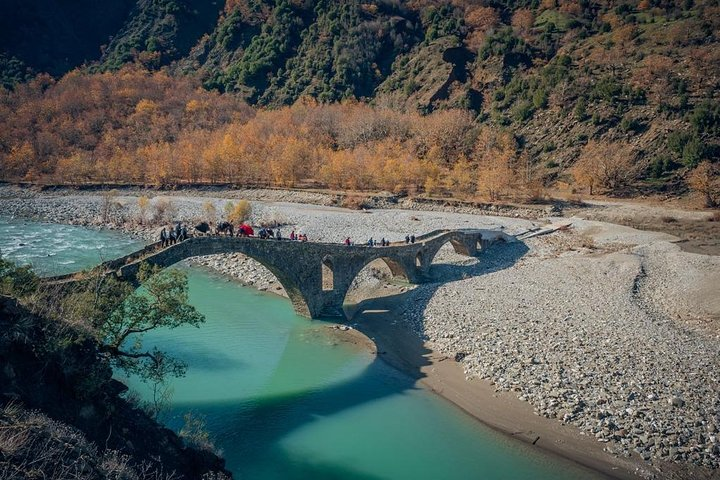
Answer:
[114,237,315,317]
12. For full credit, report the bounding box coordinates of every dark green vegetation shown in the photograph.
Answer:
[0,258,224,479]
[0,0,718,197]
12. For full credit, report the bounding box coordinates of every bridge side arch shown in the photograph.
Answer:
[424,232,479,267]
[337,255,417,304]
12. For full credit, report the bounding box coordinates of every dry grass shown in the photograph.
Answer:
[578,235,597,250]
[0,404,183,480]
[661,215,678,223]
[708,211,720,222]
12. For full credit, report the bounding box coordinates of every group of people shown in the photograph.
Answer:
[289,231,308,242]
[343,236,411,247]
[366,237,390,247]
[158,220,415,249]
[159,223,188,247]
[258,227,281,240]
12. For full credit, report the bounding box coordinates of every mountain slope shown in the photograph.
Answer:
[0,0,135,86]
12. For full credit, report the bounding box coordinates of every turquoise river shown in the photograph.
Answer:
[0,216,604,479]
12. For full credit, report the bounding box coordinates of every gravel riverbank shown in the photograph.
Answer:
[1,185,718,478]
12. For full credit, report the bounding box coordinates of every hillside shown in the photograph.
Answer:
[0,0,718,201]
[0,293,230,479]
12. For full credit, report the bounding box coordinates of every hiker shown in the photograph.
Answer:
[405,235,410,244]
[344,237,351,246]
[160,227,168,247]
[217,221,234,236]
[290,230,296,241]
[169,228,177,245]
[195,222,210,236]
[276,229,282,240]
[180,224,188,241]
[410,234,415,244]
[381,237,387,246]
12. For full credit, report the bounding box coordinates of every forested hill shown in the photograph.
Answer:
[1,0,719,200]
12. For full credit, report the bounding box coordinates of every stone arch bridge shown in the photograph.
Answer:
[49,229,514,319]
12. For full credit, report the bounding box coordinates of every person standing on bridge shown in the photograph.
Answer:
[410,234,416,244]
[344,237,351,246]
[160,227,168,247]
[405,235,410,244]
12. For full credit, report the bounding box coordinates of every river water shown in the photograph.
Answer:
[0,217,603,480]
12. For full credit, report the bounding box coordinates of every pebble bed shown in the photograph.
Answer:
[403,235,720,470]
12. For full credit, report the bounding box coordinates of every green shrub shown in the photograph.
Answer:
[513,101,535,122]
[0,257,38,297]
[574,97,588,120]
[532,89,548,109]
[620,116,642,133]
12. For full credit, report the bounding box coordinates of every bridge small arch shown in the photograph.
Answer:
[428,237,470,266]
[322,256,334,291]
[415,251,423,268]
[343,256,413,309]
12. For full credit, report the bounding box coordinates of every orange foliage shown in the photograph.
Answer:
[474,128,517,201]
[511,9,535,40]
[571,141,643,195]
[464,6,500,50]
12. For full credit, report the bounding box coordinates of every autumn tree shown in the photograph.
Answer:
[571,141,644,195]
[465,6,500,50]
[473,128,517,201]
[225,200,252,224]
[445,156,475,198]
[687,161,720,207]
[137,196,151,224]
[511,9,535,40]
